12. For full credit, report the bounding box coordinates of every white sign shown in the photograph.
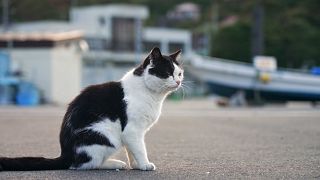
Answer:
[253,56,277,71]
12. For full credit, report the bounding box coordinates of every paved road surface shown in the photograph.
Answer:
[0,100,319,179]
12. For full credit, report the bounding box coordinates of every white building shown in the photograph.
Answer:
[0,31,84,105]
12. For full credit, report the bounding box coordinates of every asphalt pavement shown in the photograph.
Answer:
[0,100,319,179]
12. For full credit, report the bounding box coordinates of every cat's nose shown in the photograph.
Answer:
[176,80,181,85]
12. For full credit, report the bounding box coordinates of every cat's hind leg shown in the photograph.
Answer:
[70,120,124,170]
[71,146,128,170]
[100,159,128,170]
[71,144,112,170]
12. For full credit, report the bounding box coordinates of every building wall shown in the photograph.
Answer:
[9,46,82,105]
[51,46,82,105]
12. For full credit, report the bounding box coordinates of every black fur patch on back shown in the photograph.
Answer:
[59,81,127,158]
[63,81,127,130]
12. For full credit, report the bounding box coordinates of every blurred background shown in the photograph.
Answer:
[0,0,320,106]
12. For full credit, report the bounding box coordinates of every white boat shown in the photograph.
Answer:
[187,54,320,101]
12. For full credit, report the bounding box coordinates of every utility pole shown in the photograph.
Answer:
[2,0,9,31]
[135,18,142,65]
[208,1,219,56]
[251,0,264,57]
[2,0,12,49]
[251,0,265,105]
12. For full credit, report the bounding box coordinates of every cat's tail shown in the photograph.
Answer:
[0,155,72,171]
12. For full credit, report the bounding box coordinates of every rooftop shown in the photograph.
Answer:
[0,30,84,42]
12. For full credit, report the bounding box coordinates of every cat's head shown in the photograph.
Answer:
[134,47,184,93]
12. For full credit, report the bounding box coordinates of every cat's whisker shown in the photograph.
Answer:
[181,83,193,87]
[181,86,186,100]
[180,59,185,66]
[182,85,191,89]
[181,81,195,85]
[182,80,195,83]
[181,83,191,90]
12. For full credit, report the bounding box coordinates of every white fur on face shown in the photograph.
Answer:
[143,63,184,93]
[171,63,184,90]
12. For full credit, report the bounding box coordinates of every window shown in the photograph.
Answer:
[111,17,135,52]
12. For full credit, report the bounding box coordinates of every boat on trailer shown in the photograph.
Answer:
[187,54,320,102]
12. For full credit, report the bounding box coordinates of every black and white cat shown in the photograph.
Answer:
[0,47,183,171]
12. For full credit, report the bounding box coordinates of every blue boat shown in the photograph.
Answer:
[187,54,320,102]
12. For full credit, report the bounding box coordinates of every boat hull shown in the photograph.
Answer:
[207,81,320,101]
[187,54,320,102]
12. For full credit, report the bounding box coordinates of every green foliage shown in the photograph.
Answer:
[265,16,320,68]
[263,0,320,68]
[211,0,320,68]
[3,0,69,22]
[212,22,251,63]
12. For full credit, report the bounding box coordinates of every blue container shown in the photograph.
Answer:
[311,67,320,75]
[16,82,40,106]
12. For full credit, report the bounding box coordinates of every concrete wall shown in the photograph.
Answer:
[51,46,82,105]
[9,46,82,105]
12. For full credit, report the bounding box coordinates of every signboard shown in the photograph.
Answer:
[253,56,277,71]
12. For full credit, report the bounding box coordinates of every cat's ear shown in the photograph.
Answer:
[169,49,182,60]
[149,47,162,60]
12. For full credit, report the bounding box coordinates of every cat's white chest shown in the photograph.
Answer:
[121,71,167,130]
[125,94,163,129]
[140,100,162,125]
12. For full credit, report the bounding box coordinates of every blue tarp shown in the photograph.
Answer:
[0,52,10,77]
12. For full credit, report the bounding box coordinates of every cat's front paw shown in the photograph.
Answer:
[141,162,156,171]
[133,162,156,171]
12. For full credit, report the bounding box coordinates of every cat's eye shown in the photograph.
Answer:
[178,73,182,76]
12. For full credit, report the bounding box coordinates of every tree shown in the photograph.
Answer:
[211,22,251,63]
[211,0,320,68]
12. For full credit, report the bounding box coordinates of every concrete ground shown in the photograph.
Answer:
[0,100,319,179]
